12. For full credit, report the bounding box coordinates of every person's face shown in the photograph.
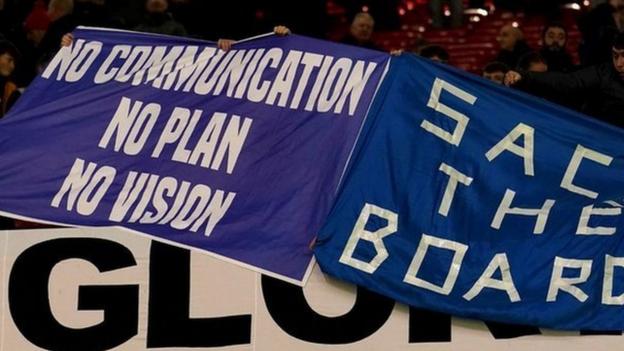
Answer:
[544,27,566,51]
[497,26,519,51]
[146,0,168,13]
[0,52,15,77]
[351,16,374,42]
[528,61,548,72]
[483,71,505,84]
[613,48,624,78]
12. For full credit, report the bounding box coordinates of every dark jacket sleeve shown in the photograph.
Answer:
[517,65,602,98]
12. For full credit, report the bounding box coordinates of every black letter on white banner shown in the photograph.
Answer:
[262,275,394,343]
[146,242,252,347]
[8,238,139,351]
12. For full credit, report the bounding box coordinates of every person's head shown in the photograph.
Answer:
[497,24,524,51]
[419,45,449,63]
[0,41,18,77]
[482,61,509,84]
[518,52,548,72]
[350,12,375,43]
[146,0,168,14]
[542,23,567,52]
[47,0,74,21]
[612,32,624,78]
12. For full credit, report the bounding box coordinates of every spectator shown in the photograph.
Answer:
[495,24,532,68]
[44,0,120,48]
[0,40,20,118]
[540,23,574,72]
[16,1,50,85]
[578,0,624,66]
[340,12,380,50]
[336,0,400,31]
[43,0,126,75]
[419,44,449,63]
[430,0,463,28]
[134,0,187,36]
[482,61,510,84]
[517,51,548,72]
[505,32,624,127]
[38,0,73,62]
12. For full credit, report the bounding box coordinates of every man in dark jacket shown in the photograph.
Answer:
[540,23,575,72]
[340,12,380,51]
[495,24,532,68]
[39,0,124,64]
[505,33,624,128]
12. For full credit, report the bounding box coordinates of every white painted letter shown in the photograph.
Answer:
[438,163,473,217]
[491,189,555,234]
[485,123,535,176]
[603,255,624,305]
[547,257,592,302]
[576,205,621,235]
[403,234,468,295]
[339,203,398,273]
[420,78,476,146]
[463,253,520,302]
[561,145,613,199]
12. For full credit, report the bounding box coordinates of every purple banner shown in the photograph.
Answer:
[0,27,389,284]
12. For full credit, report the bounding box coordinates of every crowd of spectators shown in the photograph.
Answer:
[421,0,624,130]
[0,0,623,228]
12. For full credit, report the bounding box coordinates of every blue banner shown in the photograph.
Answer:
[0,27,389,284]
[315,54,624,330]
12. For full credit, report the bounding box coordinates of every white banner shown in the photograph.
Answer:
[0,227,621,350]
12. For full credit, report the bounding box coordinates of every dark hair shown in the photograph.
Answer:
[542,23,567,40]
[0,40,19,59]
[419,45,449,62]
[613,32,624,50]
[483,61,510,74]
[517,51,546,71]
